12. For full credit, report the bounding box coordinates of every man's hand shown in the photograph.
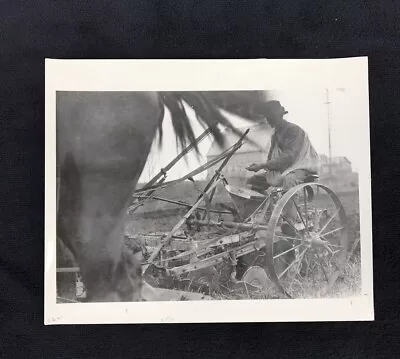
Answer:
[246,163,263,172]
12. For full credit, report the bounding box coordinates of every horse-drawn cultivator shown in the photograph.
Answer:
[126,128,350,300]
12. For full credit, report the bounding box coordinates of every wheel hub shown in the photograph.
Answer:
[303,231,329,249]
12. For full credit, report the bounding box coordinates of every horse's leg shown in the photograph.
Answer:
[57,91,161,302]
[75,170,144,302]
[56,154,81,300]
[56,236,77,300]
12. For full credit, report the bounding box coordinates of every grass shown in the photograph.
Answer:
[286,254,362,299]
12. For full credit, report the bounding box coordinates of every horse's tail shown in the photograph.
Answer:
[157,91,267,153]
[156,95,165,147]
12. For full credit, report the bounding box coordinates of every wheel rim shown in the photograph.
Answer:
[264,183,349,298]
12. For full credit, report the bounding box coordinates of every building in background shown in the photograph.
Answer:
[319,154,353,176]
[318,154,358,191]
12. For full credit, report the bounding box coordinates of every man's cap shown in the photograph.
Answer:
[253,100,288,117]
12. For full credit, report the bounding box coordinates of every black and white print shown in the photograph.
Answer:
[45,58,373,324]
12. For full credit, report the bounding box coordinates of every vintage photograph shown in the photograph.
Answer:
[45,58,373,324]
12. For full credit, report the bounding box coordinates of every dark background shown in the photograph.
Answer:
[1,0,399,358]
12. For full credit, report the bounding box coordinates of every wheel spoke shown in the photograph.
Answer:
[318,208,340,235]
[325,242,344,248]
[273,243,303,259]
[303,188,308,229]
[274,234,303,242]
[278,248,308,279]
[320,226,344,238]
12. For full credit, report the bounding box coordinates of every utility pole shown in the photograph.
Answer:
[325,88,333,176]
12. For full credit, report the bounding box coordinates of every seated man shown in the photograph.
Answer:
[245,100,320,231]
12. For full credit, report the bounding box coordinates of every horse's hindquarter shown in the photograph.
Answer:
[57,91,161,242]
[57,92,160,176]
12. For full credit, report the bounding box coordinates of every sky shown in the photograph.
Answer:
[138,88,368,183]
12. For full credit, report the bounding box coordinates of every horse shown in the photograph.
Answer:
[56,90,270,302]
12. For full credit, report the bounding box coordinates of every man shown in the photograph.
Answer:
[246,100,320,230]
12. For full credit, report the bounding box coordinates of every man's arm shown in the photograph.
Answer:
[262,125,306,172]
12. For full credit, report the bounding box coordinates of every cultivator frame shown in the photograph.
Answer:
[129,127,351,300]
